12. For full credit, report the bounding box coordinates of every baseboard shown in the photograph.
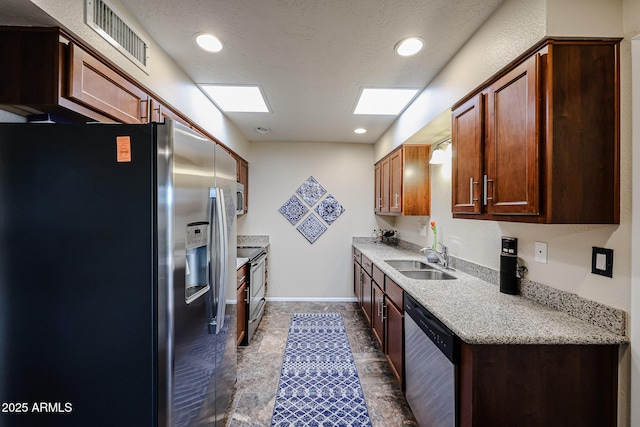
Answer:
[266,296,358,303]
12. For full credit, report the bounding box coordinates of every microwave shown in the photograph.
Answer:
[236,182,245,215]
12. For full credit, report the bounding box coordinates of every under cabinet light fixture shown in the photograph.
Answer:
[429,139,451,164]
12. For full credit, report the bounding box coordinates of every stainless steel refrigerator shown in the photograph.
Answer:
[0,119,237,426]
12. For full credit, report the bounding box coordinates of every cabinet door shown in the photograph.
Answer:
[372,282,384,348]
[361,270,372,324]
[236,282,247,346]
[380,157,390,212]
[67,43,149,124]
[389,148,403,213]
[385,297,403,388]
[374,163,382,212]
[238,158,249,213]
[353,258,362,302]
[452,94,483,214]
[402,145,431,216]
[485,54,540,215]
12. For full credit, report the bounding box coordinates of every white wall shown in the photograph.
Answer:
[237,141,377,300]
[25,0,250,159]
[624,0,640,425]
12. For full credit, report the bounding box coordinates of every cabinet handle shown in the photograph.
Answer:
[377,197,382,209]
[394,193,400,208]
[140,99,149,123]
[483,175,494,206]
[469,177,479,205]
[382,304,387,321]
[237,275,246,285]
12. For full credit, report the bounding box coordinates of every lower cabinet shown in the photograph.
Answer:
[236,263,248,346]
[353,247,404,389]
[371,280,385,347]
[384,278,404,386]
[459,343,619,426]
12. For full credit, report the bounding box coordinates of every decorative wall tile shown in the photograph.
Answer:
[296,214,327,244]
[315,194,345,225]
[295,176,326,206]
[278,195,308,225]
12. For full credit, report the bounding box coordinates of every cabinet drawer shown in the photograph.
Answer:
[236,263,247,288]
[353,248,362,265]
[372,264,384,287]
[361,255,373,277]
[385,277,403,309]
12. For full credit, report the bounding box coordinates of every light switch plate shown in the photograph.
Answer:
[534,242,547,264]
[591,247,613,278]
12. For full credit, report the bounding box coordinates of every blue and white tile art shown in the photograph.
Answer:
[279,176,344,243]
[315,194,345,225]
[296,214,327,244]
[296,176,326,207]
[278,195,308,225]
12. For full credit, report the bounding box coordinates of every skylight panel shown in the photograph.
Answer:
[200,85,270,112]
[353,88,420,115]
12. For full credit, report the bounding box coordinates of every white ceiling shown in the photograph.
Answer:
[1,0,505,143]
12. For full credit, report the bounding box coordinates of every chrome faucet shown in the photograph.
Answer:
[420,243,449,269]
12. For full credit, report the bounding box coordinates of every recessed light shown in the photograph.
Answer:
[353,88,419,115]
[395,37,424,57]
[195,33,223,52]
[200,85,270,112]
[354,128,367,134]
[255,126,270,133]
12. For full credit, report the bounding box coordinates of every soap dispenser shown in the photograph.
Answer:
[500,236,519,295]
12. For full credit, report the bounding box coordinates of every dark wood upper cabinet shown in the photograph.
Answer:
[67,42,150,124]
[0,27,114,122]
[451,95,483,215]
[451,38,620,224]
[375,145,430,216]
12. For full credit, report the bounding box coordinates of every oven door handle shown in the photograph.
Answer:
[249,298,266,324]
[251,253,267,267]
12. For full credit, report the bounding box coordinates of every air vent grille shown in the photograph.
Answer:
[85,0,150,73]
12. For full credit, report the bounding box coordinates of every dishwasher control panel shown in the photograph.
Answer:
[404,293,459,363]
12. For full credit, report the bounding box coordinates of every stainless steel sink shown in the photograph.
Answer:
[398,269,457,280]
[385,259,456,280]
[385,260,430,270]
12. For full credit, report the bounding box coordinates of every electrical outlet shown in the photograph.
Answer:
[534,242,547,264]
[419,224,427,236]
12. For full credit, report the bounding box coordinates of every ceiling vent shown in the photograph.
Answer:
[85,0,150,74]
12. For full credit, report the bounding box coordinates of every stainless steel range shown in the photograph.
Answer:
[237,246,267,344]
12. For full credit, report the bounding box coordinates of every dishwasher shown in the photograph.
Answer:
[404,293,459,427]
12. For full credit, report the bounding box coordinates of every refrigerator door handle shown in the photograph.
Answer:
[207,187,228,335]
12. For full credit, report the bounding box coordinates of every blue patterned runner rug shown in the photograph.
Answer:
[271,312,372,426]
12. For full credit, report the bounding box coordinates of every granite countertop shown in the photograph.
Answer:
[353,242,627,345]
[236,257,249,270]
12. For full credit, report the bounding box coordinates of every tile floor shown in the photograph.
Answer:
[226,301,418,426]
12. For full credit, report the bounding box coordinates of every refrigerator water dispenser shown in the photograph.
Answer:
[185,222,210,303]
